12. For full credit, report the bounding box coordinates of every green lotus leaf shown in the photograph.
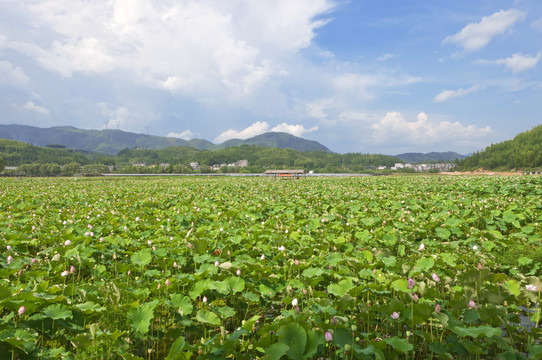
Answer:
[327,278,354,297]
[263,342,289,360]
[415,257,434,272]
[131,248,152,268]
[42,304,73,320]
[165,336,186,360]
[126,301,158,334]
[386,336,413,353]
[170,294,193,316]
[278,322,307,360]
[74,301,106,314]
[196,309,221,326]
[504,280,521,297]
[454,326,501,338]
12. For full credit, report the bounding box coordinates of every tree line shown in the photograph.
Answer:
[457,124,542,171]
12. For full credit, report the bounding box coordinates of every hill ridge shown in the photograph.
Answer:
[0,124,331,155]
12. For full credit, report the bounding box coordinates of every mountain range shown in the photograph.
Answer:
[0,124,331,155]
[0,124,466,162]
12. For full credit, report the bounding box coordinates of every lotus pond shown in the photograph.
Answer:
[1,175,542,359]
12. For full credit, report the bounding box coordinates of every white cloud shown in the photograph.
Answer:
[6,0,335,99]
[371,112,493,145]
[531,17,542,31]
[494,52,541,73]
[167,130,193,140]
[0,61,30,88]
[443,9,525,52]
[214,121,319,143]
[15,101,50,115]
[377,53,394,61]
[271,123,318,137]
[214,121,270,143]
[434,85,480,102]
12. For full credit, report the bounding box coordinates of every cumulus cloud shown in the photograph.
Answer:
[0,61,30,88]
[271,123,318,137]
[494,52,541,73]
[214,121,319,143]
[214,121,270,143]
[434,85,480,102]
[5,0,335,99]
[14,101,50,115]
[167,130,193,140]
[443,9,525,52]
[371,112,493,145]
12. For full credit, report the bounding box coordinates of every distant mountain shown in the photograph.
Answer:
[394,152,466,163]
[0,124,192,155]
[458,124,542,170]
[219,132,332,153]
[0,124,332,155]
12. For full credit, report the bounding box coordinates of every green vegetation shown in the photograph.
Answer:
[0,139,399,175]
[0,139,92,167]
[1,176,542,359]
[116,145,399,173]
[458,124,542,170]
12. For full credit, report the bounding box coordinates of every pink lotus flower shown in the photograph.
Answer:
[236,268,241,276]
[477,263,483,270]
[325,331,333,342]
[435,304,441,313]
[202,296,208,303]
[18,306,25,316]
[165,278,171,287]
[468,300,476,308]
[31,258,36,264]
[432,273,440,282]
[418,243,425,251]
[526,284,538,292]
[157,283,161,289]
[215,260,220,267]
[278,245,285,252]
[64,240,71,246]
[7,255,13,264]
[6,245,11,251]
[413,293,419,301]
[61,270,69,277]
[70,265,75,274]
[408,277,415,289]
[292,298,298,307]
[260,254,265,260]
[294,259,299,266]
[391,311,400,320]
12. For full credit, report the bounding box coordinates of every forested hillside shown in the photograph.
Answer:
[457,124,542,170]
[0,139,93,166]
[117,145,399,173]
[0,139,399,175]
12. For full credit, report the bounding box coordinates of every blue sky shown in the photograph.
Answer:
[0,0,541,154]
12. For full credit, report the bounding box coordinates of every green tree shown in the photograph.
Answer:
[62,162,81,176]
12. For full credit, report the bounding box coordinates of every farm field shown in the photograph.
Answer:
[1,175,542,359]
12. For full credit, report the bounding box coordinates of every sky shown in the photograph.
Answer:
[0,0,541,154]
